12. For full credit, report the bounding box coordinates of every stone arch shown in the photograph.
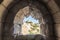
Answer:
[2,1,59,40]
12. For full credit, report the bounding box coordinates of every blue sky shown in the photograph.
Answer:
[23,15,39,23]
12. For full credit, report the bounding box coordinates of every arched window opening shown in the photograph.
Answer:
[12,4,47,39]
[2,0,54,40]
[13,15,42,35]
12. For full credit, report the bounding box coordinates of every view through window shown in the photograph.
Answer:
[13,15,42,36]
[22,15,41,35]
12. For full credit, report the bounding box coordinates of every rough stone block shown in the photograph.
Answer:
[53,12,60,23]
[0,5,6,23]
[47,0,60,14]
[0,4,5,17]
[0,22,2,40]
[2,0,13,7]
[55,24,60,37]
[58,37,60,40]
[0,4,8,23]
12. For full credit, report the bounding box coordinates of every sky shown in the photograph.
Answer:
[23,15,39,23]
[13,15,40,36]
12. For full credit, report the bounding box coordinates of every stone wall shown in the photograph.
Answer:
[0,0,60,40]
[43,0,60,40]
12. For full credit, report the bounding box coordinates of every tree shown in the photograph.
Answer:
[25,20,40,34]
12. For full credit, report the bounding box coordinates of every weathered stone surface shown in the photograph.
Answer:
[47,0,60,14]
[0,0,60,40]
[55,0,60,8]
[58,38,60,40]
[1,0,13,7]
[0,4,5,17]
[0,22,2,40]
[0,4,6,23]
[0,0,3,4]
[56,37,60,40]
[0,4,8,23]
[55,24,60,38]
[53,12,60,23]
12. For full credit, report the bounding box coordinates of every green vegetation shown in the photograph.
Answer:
[26,21,40,34]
